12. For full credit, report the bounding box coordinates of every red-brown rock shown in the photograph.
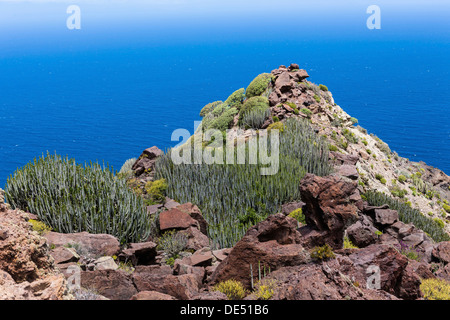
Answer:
[119,241,157,266]
[159,208,199,231]
[432,241,450,264]
[80,269,137,300]
[299,174,360,248]
[130,291,176,300]
[211,214,309,289]
[176,203,208,235]
[44,231,120,258]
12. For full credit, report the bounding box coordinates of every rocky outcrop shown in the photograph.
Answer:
[299,174,361,249]
[211,213,310,289]
[132,146,163,177]
[0,204,71,300]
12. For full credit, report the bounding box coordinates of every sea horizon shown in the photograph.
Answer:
[0,0,449,187]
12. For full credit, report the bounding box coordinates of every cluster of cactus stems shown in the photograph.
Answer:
[5,153,151,244]
[156,118,332,248]
[365,190,450,242]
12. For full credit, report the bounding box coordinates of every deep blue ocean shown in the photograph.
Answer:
[0,1,449,187]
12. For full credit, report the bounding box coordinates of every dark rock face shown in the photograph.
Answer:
[132,146,163,176]
[299,174,361,248]
[346,218,378,248]
[432,241,450,264]
[119,242,158,266]
[211,214,310,289]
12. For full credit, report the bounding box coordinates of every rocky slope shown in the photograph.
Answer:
[1,64,450,300]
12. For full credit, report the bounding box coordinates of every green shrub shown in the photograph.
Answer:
[319,84,328,92]
[157,230,188,259]
[342,129,358,144]
[375,173,384,181]
[29,219,52,236]
[329,144,339,152]
[434,218,445,228]
[200,101,222,117]
[5,153,151,244]
[253,279,277,300]
[267,121,285,132]
[350,117,358,125]
[208,107,238,132]
[311,244,335,261]
[365,191,450,242]
[398,175,407,183]
[272,116,279,122]
[212,280,247,300]
[391,186,408,198]
[343,236,358,249]
[225,88,245,108]
[144,178,168,203]
[376,140,391,156]
[239,96,270,122]
[288,208,305,224]
[246,73,273,98]
[242,108,271,129]
[300,108,312,118]
[313,95,321,103]
[420,278,450,300]
[443,204,450,213]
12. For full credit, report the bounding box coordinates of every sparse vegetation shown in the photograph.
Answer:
[310,244,335,261]
[212,279,247,300]
[365,191,450,242]
[420,278,450,300]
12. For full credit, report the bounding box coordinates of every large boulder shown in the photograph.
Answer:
[176,203,209,235]
[299,174,361,248]
[346,217,379,248]
[340,244,421,299]
[159,208,199,231]
[80,269,137,300]
[132,265,200,300]
[132,146,163,176]
[211,214,310,289]
[44,231,120,258]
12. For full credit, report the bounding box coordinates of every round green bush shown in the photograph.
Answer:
[239,96,270,123]
[225,88,245,108]
[245,73,273,98]
[5,153,151,244]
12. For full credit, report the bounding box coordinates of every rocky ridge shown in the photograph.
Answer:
[1,64,450,300]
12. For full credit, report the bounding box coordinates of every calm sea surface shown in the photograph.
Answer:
[0,1,449,187]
